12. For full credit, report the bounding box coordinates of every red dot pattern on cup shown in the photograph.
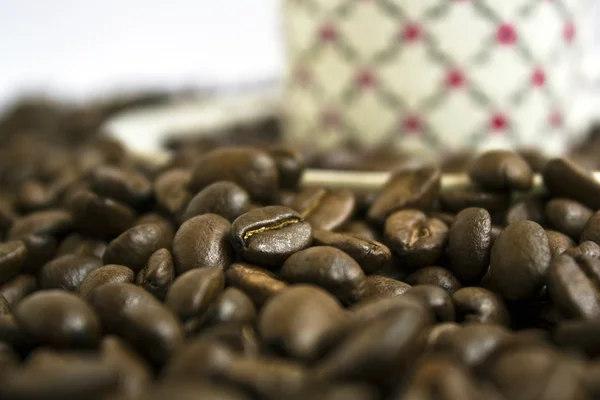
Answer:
[550,111,562,128]
[321,109,341,128]
[531,68,546,87]
[497,24,517,45]
[402,23,422,42]
[564,22,575,43]
[491,114,509,131]
[356,69,377,89]
[446,69,465,88]
[319,24,337,42]
[403,115,422,133]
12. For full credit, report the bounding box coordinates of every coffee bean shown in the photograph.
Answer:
[136,248,174,300]
[0,241,27,285]
[289,383,379,400]
[427,211,456,228]
[199,287,257,328]
[348,295,427,334]
[339,221,379,241]
[189,147,279,203]
[100,336,152,398]
[268,146,304,190]
[546,230,575,259]
[144,381,250,400]
[153,168,193,216]
[0,342,19,375]
[231,206,312,267]
[78,264,135,299]
[14,290,101,348]
[554,319,600,357]
[56,233,105,259]
[291,188,355,231]
[469,150,533,191]
[103,223,172,272]
[161,337,233,381]
[581,210,600,245]
[166,267,225,321]
[361,275,411,300]
[546,199,593,239]
[0,295,9,315]
[564,241,600,259]
[173,214,234,275]
[259,285,344,360]
[182,181,250,223]
[70,191,136,238]
[39,254,102,291]
[8,209,73,240]
[17,179,56,212]
[313,229,391,274]
[505,196,546,225]
[452,287,510,326]
[281,246,365,304]
[89,165,152,207]
[547,254,600,319]
[384,210,448,270]
[134,212,176,241]
[195,324,260,356]
[405,267,462,294]
[368,166,441,224]
[225,263,287,306]
[407,285,455,322]
[446,208,492,283]
[543,157,600,210]
[90,283,183,366]
[0,275,36,310]
[439,187,509,214]
[423,322,461,351]
[489,220,551,301]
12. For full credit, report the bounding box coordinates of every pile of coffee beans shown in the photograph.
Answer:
[4,97,600,399]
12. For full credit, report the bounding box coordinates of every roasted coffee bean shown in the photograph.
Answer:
[166,267,225,321]
[136,248,174,300]
[427,211,456,228]
[405,267,462,294]
[361,275,411,300]
[182,181,251,223]
[153,168,193,216]
[554,319,600,357]
[90,283,184,366]
[100,336,152,398]
[89,165,152,207]
[546,230,575,259]
[289,383,379,400]
[505,196,546,225]
[368,166,441,224]
[16,179,55,212]
[281,246,365,304]
[489,220,551,301]
[315,304,430,383]
[39,254,102,291]
[268,146,304,189]
[78,264,135,299]
[0,241,27,285]
[103,223,172,272]
[347,295,427,334]
[291,188,355,231]
[446,208,492,283]
[375,256,410,281]
[384,210,448,270]
[423,322,461,351]
[546,199,593,239]
[439,187,509,214]
[564,241,600,259]
[544,157,600,210]
[340,221,379,242]
[433,323,512,367]
[452,287,510,327]
[581,210,600,245]
[161,337,233,381]
[313,229,391,274]
[259,285,344,360]
[173,214,234,275]
[225,263,287,306]
[0,295,9,315]
[547,254,600,319]
[133,212,175,238]
[0,341,19,374]
[231,206,312,267]
[55,233,105,259]
[19,234,58,274]
[14,290,101,348]
[8,209,73,239]
[69,191,136,238]
[407,285,455,322]
[201,288,257,328]
[469,150,533,191]
[195,324,260,356]
[0,314,28,349]
[144,381,250,400]
[189,147,279,203]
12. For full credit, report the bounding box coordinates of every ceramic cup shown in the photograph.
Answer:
[283,0,591,155]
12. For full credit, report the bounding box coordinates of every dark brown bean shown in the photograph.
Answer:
[281,246,365,304]
[201,288,257,327]
[361,275,411,300]
[16,179,55,212]
[546,199,593,239]
[189,147,279,203]
[225,263,287,307]
[452,287,510,327]
[289,383,379,400]
[581,210,600,245]
[161,337,234,381]
[231,206,312,267]
[55,233,105,259]
[89,283,184,366]
[469,150,533,191]
[136,248,174,300]
[39,254,103,291]
[133,212,175,244]
[268,146,304,189]
[0,241,27,285]
[384,210,448,271]
[0,275,37,309]
[405,267,462,294]
[166,267,225,321]
[173,214,234,275]
[14,290,101,348]
[505,196,546,225]
[103,223,172,272]
[564,241,600,259]
[195,323,260,356]
[182,181,251,223]
[543,157,600,210]
[407,284,455,322]
[78,264,135,299]
[100,336,152,398]
[439,187,509,213]
[69,191,136,238]
[90,165,152,207]
[368,166,441,224]
[153,168,193,216]
[143,381,250,400]
[8,209,73,239]
[313,229,391,274]
[20,234,59,274]
[0,295,9,315]
[546,230,575,259]
[339,221,379,241]
[291,188,355,231]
